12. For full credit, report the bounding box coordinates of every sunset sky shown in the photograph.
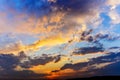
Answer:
[0,0,120,79]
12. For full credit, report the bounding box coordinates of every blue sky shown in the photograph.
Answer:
[0,0,120,79]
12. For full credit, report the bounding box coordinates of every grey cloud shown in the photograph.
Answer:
[61,52,120,71]
[94,33,120,41]
[80,29,120,43]
[0,52,60,79]
[0,51,62,69]
[0,53,19,70]
[20,54,62,68]
[52,0,105,15]
[20,55,55,68]
[73,46,104,55]
[0,70,48,79]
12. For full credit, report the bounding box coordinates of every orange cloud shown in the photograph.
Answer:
[0,34,71,54]
[46,69,76,79]
[25,34,70,51]
[0,41,24,54]
[0,8,98,55]
[29,56,68,73]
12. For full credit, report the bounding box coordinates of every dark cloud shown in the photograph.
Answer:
[53,52,120,78]
[0,53,19,70]
[0,52,59,79]
[73,34,105,55]
[20,54,62,68]
[80,29,120,43]
[95,34,109,40]
[18,51,27,59]
[0,52,47,79]
[94,33,120,42]
[20,55,55,68]
[1,0,105,17]
[73,46,104,55]
[92,62,120,76]
[54,55,61,63]
[81,29,93,37]
[0,70,48,79]
[0,51,28,70]
[72,28,120,55]
[52,0,105,15]
[61,62,88,71]
[61,52,120,71]
[80,29,93,42]
[0,51,62,70]
[82,55,120,77]
[89,52,120,64]
[51,70,60,73]
[0,50,62,69]
[109,47,120,49]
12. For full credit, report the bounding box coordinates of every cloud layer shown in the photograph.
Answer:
[0,0,120,79]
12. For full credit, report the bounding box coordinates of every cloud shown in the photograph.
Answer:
[1,0,105,16]
[1,0,120,79]
[0,0,108,55]
[48,51,120,79]
[72,29,120,55]
[0,34,70,54]
[61,51,120,71]
[73,46,104,55]
[106,0,120,9]
[0,69,48,79]
[26,34,70,50]
[0,0,105,36]
[0,51,63,69]
[0,51,28,70]
[52,0,105,15]
[104,0,120,25]
[108,9,120,24]
[92,61,120,76]
[20,54,62,68]
[0,51,63,79]
[0,53,19,70]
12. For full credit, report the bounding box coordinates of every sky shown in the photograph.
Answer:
[0,0,120,79]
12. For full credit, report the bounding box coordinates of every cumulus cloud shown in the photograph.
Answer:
[0,0,107,55]
[20,54,61,68]
[0,51,63,79]
[0,54,19,70]
[0,70,48,79]
[0,51,62,70]
[0,0,120,79]
[62,52,120,70]
[106,0,120,9]
[49,51,120,79]
[0,0,105,37]
[73,46,104,55]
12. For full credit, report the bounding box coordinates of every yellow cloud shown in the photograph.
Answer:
[0,10,92,54]
[29,56,68,73]
[25,34,70,51]
[0,34,70,54]
[46,69,75,79]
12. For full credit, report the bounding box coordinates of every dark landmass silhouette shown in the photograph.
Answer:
[67,76,120,80]
[0,76,120,80]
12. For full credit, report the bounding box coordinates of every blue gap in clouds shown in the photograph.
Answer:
[3,0,51,17]
[100,13,111,28]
